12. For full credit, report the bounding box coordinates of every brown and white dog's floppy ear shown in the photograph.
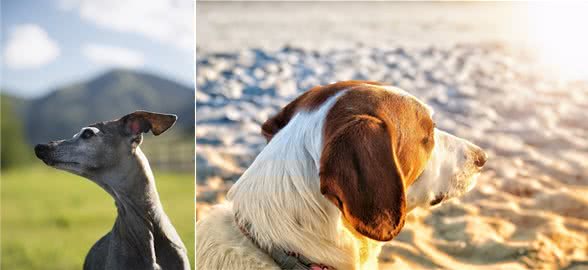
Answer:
[120,110,177,136]
[320,114,407,242]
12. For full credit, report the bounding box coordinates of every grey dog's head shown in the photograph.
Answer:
[34,111,176,182]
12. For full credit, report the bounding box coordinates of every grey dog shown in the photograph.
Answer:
[34,111,190,270]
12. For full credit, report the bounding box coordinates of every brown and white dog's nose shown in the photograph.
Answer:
[474,149,488,168]
[467,143,487,168]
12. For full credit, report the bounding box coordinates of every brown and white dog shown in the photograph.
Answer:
[196,81,487,269]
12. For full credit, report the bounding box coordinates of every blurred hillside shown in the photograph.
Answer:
[1,94,33,169]
[21,69,194,144]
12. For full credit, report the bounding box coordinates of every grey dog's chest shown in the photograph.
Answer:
[83,233,110,270]
[83,231,188,270]
[83,233,158,270]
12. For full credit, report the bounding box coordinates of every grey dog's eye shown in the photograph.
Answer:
[81,129,95,139]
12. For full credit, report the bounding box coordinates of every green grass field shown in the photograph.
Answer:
[1,165,194,270]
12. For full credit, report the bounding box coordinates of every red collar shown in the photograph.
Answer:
[235,216,334,270]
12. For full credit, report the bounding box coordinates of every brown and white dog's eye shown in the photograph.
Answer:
[424,122,436,144]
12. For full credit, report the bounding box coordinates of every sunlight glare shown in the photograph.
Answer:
[527,3,588,81]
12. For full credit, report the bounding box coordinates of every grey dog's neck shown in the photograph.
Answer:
[104,148,186,266]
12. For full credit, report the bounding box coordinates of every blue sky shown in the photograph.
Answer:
[1,0,193,98]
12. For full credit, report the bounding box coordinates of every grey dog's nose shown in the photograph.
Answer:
[34,144,49,159]
[474,150,488,168]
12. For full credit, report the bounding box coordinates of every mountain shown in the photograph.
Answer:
[25,69,194,144]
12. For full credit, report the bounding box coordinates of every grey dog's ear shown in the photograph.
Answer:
[120,111,177,136]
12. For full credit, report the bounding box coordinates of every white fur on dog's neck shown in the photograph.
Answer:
[228,91,382,269]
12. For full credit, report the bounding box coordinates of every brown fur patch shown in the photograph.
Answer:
[261,81,384,141]
[261,81,435,241]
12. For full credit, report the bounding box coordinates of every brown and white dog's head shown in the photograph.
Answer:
[261,81,487,242]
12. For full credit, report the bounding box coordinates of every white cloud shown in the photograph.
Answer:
[62,0,193,51]
[3,24,60,69]
[82,43,145,68]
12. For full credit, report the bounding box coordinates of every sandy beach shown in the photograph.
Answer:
[196,2,588,269]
